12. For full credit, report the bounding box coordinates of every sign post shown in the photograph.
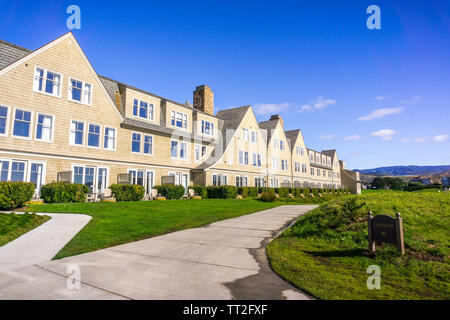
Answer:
[367,211,405,254]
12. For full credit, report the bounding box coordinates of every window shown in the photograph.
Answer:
[244,152,249,165]
[213,174,227,186]
[280,141,285,151]
[311,168,315,175]
[295,162,300,173]
[202,146,207,157]
[302,164,307,173]
[144,135,153,155]
[10,161,25,182]
[251,131,257,143]
[296,146,301,155]
[73,165,96,192]
[88,124,101,148]
[0,160,9,181]
[272,157,279,170]
[270,178,279,188]
[195,144,201,161]
[13,109,32,138]
[69,78,92,104]
[316,155,321,163]
[274,139,279,149]
[310,153,314,161]
[235,176,248,187]
[70,121,84,146]
[317,169,321,176]
[253,154,261,167]
[0,106,8,135]
[104,127,116,150]
[34,67,61,97]
[180,142,187,159]
[255,177,265,187]
[201,120,214,136]
[243,128,249,142]
[301,147,305,156]
[327,159,331,166]
[328,171,332,178]
[239,151,244,165]
[281,160,288,171]
[171,141,178,158]
[171,111,188,129]
[323,170,326,177]
[132,133,141,153]
[35,114,54,142]
[132,99,154,120]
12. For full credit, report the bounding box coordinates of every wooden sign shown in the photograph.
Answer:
[161,175,176,185]
[117,173,131,185]
[367,211,405,254]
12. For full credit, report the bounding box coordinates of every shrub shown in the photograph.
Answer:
[191,185,207,198]
[206,186,238,199]
[311,188,319,196]
[40,182,88,204]
[109,184,145,201]
[0,182,35,209]
[303,188,310,196]
[260,191,277,202]
[238,187,249,197]
[154,184,185,200]
[340,197,366,222]
[277,187,290,197]
[247,187,259,197]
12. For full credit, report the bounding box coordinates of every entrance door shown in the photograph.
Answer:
[29,163,43,197]
[97,168,107,194]
[182,174,188,195]
[146,171,154,196]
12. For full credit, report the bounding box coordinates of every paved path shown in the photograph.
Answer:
[0,205,317,300]
[0,213,91,272]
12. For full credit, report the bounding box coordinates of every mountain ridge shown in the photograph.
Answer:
[354,165,450,176]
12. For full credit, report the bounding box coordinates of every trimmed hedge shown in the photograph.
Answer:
[190,185,207,198]
[109,184,145,201]
[238,187,249,197]
[207,186,238,199]
[0,182,35,209]
[276,187,290,198]
[247,187,259,197]
[154,184,185,200]
[40,182,89,204]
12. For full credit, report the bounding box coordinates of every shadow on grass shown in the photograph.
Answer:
[304,248,367,258]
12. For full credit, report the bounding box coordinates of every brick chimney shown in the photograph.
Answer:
[193,85,214,115]
[270,114,283,127]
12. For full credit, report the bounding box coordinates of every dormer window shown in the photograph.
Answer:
[133,99,154,121]
[34,67,61,97]
[201,120,214,136]
[171,111,188,129]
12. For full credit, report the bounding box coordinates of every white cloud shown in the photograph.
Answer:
[374,94,394,101]
[343,134,361,141]
[358,107,404,121]
[401,96,422,105]
[253,102,292,115]
[318,134,335,140]
[371,129,395,141]
[413,137,427,144]
[433,134,449,142]
[299,96,336,113]
[401,138,410,143]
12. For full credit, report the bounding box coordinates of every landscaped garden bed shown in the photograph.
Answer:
[0,213,50,247]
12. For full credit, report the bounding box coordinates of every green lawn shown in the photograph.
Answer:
[267,191,450,300]
[26,199,280,259]
[0,213,50,247]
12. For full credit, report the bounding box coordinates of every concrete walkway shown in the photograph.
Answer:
[0,213,91,272]
[0,205,317,300]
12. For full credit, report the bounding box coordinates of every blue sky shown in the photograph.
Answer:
[1,0,449,169]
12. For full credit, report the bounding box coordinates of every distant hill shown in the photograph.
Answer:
[354,165,450,176]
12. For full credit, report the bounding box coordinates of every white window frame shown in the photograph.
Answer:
[35,113,55,143]
[143,134,154,156]
[131,132,142,154]
[243,128,249,142]
[11,108,33,140]
[273,138,279,150]
[103,127,117,151]
[171,111,188,130]
[201,120,214,136]
[68,77,93,106]
[87,123,102,149]
[33,66,63,98]
[251,130,257,143]
[69,120,86,147]
[0,105,10,137]
[132,99,154,121]
[272,157,279,170]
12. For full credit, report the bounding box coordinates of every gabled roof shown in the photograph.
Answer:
[285,129,302,151]
[216,105,251,153]
[258,119,279,145]
[0,40,31,70]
